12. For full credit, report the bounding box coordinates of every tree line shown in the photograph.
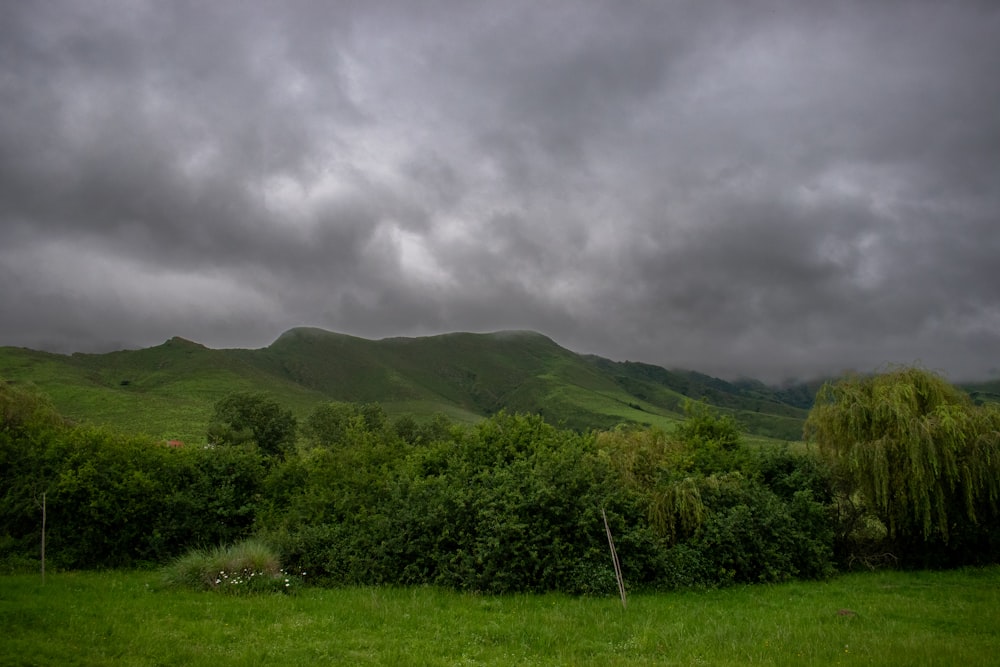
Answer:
[1,366,998,591]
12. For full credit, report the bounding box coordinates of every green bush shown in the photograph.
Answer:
[689,473,834,584]
[657,543,714,589]
[1,382,266,569]
[264,412,641,593]
[162,539,303,594]
[262,408,839,593]
[41,428,265,569]
[267,407,843,593]
[2,382,843,593]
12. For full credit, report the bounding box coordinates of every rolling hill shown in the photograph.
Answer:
[0,327,818,443]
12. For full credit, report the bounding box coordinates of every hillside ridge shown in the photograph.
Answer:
[1,327,821,442]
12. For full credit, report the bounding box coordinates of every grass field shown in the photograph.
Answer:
[2,568,998,665]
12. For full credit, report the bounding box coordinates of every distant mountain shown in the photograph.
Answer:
[1,327,825,443]
[963,379,1000,406]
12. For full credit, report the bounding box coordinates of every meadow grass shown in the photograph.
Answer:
[380,400,485,425]
[542,382,682,431]
[2,567,998,665]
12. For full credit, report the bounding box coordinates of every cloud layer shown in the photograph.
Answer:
[2,1,999,381]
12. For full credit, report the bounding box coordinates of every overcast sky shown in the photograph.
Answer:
[2,1,999,383]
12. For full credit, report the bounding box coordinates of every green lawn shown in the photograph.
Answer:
[2,568,998,665]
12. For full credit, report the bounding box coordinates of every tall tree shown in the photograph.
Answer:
[805,367,1000,550]
[208,392,297,461]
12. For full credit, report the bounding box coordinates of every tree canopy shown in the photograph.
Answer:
[207,392,297,461]
[805,366,1000,555]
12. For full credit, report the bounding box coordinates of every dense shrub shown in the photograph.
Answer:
[594,412,837,588]
[691,474,834,584]
[0,384,66,567]
[42,429,264,569]
[0,383,264,569]
[263,408,839,593]
[0,380,844,591]
[264,412,635,593]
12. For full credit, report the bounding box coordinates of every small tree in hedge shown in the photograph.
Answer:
[675,400,744,473]
[208,392,297,461]
[805,366,1000,565]
[301,402,357,448]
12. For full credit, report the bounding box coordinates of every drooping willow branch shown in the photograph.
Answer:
[805,366,1000,542]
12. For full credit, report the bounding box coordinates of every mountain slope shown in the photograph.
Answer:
[582,357,812,440]
[0,336,328,442]
[0,327,813,442]
[240,328,685,431]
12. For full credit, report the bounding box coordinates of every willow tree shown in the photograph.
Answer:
[805,367,1000,551]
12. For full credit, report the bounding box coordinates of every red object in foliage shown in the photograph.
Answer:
[166,439,184,448]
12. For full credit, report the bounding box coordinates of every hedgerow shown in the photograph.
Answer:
[5,370,996,591]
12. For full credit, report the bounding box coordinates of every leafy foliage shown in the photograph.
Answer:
[691,473,834,584]
[595,409,836,587]
[14,368,1000,591]
[806,366,1000,566]
[208,392,297,461]
[0,382,264,569]
[262,412,632,593]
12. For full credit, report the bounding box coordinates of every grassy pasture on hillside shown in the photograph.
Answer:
[0,343,328,443]
[0,328,817,444]
[2,568,999,665]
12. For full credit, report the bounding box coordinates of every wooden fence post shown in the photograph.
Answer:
[41,492,46,585]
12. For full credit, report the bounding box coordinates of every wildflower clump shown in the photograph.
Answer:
[209,566,305,594]
[162,539,305,595]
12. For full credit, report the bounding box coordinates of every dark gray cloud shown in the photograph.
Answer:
[1,0,999,382]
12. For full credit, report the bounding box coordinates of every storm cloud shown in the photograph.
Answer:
[2,0,998,382]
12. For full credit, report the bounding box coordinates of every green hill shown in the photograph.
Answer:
[964,379,1000,406]
[0,337,327,443]
[0,327,816,442]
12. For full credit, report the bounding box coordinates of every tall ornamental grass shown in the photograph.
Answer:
[162,539,303,594]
